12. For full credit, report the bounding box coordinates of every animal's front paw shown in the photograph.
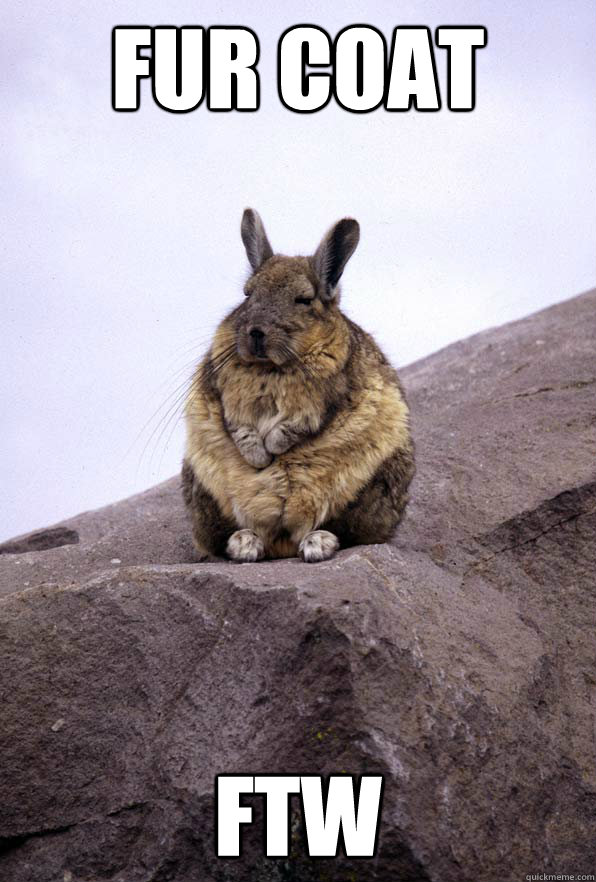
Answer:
[230,426,273,468]
[298,530,339,563]
[227,529,265,563]
[241,444,273,469]
[264,424,293,455]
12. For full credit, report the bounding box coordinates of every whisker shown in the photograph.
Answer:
[280,343,320,389]
[148,386,193,474]
[137,378,195,479]
[203,344,239,380]
[124,333,238,486]
[279,342,355,446]
[126,371,197,468]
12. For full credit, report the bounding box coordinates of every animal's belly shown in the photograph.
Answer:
[228,454,325,535]
[228,459,289,531]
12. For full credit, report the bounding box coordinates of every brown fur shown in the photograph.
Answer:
[182,211,414,562]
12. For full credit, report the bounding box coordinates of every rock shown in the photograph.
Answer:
[0,291,594,882]
[0,527,79,556]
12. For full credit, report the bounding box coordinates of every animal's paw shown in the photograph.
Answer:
[264,424,293,455]
[229,426,272,469]
[298,530,339,563]
[227,529,265,563]
[241,444,273,469]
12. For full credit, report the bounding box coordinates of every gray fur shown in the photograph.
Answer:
[312,218,360,299]
[241,208,273,271]
[228,424,272,468]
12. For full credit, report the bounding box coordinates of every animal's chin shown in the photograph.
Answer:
[237,344,289,368]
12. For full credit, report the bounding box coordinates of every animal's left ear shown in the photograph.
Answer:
[312,218,360,300]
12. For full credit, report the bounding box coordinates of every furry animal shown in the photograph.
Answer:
[182,209,414,563]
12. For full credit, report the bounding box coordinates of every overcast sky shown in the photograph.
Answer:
[1,0,594,542]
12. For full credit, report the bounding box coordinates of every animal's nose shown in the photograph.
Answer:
[248,327,267,357]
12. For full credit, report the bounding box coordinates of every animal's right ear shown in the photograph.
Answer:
[241,208,273,272]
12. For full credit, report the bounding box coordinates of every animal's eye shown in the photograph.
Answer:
[295,297,313,306]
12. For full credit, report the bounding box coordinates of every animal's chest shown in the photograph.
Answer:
[220,372,306,433]
[250,392,281,435]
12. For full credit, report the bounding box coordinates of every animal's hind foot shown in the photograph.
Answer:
[299,530,339,563]
[227,529,265,563]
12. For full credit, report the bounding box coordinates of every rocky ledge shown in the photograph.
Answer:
[0,291,594,882]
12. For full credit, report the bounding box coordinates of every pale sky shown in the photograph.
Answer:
[1,0,595,541]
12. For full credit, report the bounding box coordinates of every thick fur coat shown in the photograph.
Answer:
[182,210,414,563]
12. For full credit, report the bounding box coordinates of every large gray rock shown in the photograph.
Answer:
[1,291,594,882]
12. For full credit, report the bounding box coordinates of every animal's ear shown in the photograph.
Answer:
[312,218,360,300]
[241,208,273,271]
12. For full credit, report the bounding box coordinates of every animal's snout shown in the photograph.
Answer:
[248,327,267,358]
